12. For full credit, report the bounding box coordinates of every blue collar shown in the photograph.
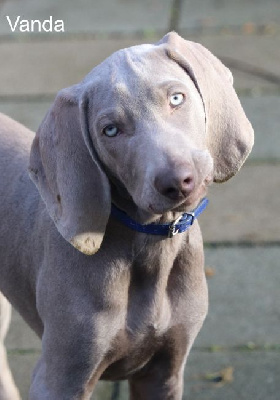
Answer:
[110,197,209,238]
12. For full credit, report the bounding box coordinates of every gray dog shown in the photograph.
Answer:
[0,32,253,400]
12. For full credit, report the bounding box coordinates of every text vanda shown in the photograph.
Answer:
[6,16,65,32]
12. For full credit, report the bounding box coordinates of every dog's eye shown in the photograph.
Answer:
[170,93,184,107]
[103,124,119,137]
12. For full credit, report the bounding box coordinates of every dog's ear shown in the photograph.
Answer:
[29,85,111,255]
[159,32,254,182]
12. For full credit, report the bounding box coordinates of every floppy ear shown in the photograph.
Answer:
[29,85,111,255]
[159,32,254,182]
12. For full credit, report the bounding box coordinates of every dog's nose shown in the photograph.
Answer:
[154,167,195,201]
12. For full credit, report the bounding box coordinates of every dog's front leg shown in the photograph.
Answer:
[29,355,101,400]
[128,332,192,400]
[128,316,206,400]
[29,351,105,400]
[29,325,106,400]
[129,363,185,400]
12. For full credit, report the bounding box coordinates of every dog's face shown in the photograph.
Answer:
[87,45,213,217]
[29,33,254,254]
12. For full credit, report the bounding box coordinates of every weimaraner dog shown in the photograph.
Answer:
[0,32,253,400]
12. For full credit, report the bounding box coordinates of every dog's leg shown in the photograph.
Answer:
[29,323,107,400]
[0,292,21,400]
[129,363,185,400]
[128,326,203,400]
[29,354,105,400]
[128,341,189,400]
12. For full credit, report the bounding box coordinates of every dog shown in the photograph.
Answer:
[0,32,254,399]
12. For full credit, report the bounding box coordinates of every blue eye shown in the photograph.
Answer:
[103,124,119,137]
[170,93,184,107]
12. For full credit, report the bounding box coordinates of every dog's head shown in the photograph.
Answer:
[29,32,254,255]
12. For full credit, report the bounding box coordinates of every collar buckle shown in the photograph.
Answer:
[168,215,183,238]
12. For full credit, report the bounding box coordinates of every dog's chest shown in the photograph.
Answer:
[99,234,187,379]
[125,238,181,333]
